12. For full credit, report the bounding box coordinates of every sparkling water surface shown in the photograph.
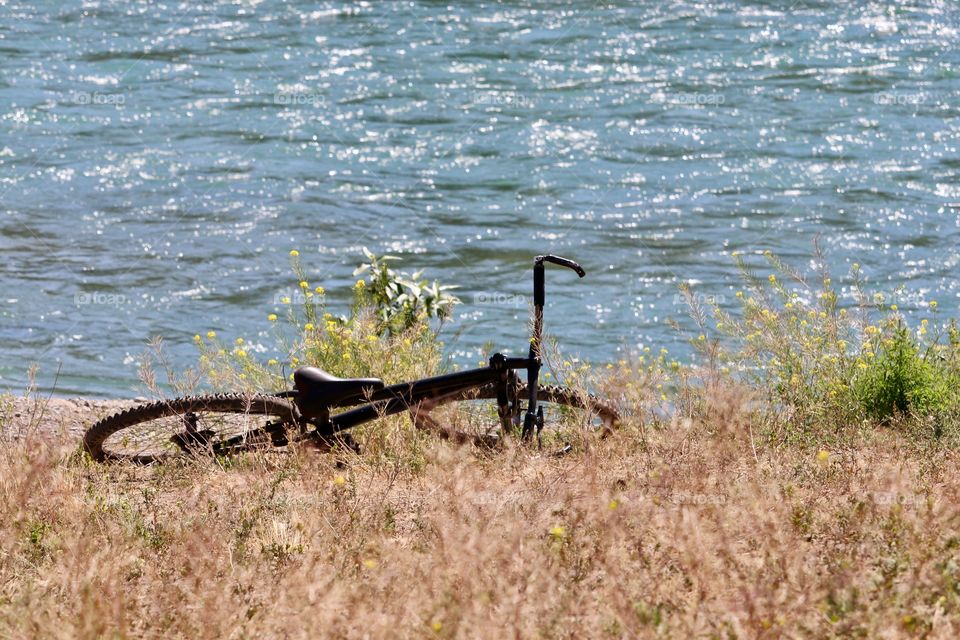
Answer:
[1,1,958,397]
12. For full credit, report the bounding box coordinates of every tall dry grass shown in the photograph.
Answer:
[2,384,959,639]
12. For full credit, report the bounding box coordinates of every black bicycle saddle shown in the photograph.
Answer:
[293,367,385,414]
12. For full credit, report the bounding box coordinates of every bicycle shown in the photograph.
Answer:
[83,255,620,463]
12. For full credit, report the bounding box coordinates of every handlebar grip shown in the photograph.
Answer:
[535,254,586,278]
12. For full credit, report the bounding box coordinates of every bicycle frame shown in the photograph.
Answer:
[323,356,530,434]
[297,254,586,444]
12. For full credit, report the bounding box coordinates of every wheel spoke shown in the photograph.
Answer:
[411,383,619,447]
[84,394,298,463]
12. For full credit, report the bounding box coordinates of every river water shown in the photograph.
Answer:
[1,1,958,397]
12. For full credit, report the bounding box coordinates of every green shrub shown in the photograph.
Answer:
[352,247,460,335]
[690,246,960,438]
[855,322,955,423]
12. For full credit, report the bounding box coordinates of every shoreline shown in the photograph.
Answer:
[2,396,136,440]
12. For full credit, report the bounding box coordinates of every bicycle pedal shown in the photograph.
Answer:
[170,429,215,450]
[552,444,573,458]
[310,432,361,455]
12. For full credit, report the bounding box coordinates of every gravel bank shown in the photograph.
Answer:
[2,396,139,441]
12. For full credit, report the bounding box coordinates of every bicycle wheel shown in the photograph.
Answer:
[410,383,619,446]
[84,394,299,464]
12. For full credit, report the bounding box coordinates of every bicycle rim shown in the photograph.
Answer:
[411,383,619,445]
[83,394,299,463]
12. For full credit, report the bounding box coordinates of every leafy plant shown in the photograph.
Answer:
[687,244,960,439]
[854,322,951,423]
[352,247,460,335]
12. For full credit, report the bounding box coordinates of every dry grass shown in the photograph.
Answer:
[2,386,959,639]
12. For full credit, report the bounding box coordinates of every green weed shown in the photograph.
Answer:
[686,244,960,441]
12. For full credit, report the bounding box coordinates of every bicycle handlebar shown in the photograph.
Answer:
[535,254,586,278]
[533,255,584,307]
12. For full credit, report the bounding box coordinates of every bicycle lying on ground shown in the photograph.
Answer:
[84,255,620,463]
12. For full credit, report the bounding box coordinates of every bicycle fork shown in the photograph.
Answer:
[522,255,586,444]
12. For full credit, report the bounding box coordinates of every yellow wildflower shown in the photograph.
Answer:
[289,249,299,257]
[268,313,278,322]
[207,330,217,339]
